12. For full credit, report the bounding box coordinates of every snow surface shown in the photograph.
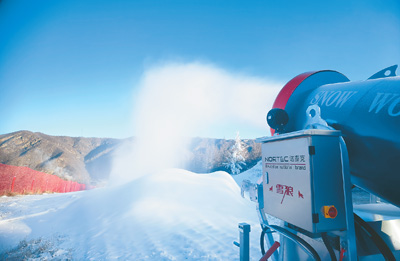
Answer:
[0,168,265,260]
[232,161,263,186]
[0,159,382,260]
[354,203,400,222]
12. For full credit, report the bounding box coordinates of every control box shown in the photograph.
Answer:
[258,129,346,233]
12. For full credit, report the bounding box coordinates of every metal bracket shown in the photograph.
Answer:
[304,105,330,130]
[339,137,358,260]
[240,180,259,203]
[368,65,397,80]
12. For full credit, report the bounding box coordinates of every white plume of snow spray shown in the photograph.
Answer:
[0,62,284,259]
[110,61,282,184]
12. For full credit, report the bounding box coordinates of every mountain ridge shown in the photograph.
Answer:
[0,130,261,185]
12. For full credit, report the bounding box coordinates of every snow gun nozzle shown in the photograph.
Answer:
[266,108,289,134]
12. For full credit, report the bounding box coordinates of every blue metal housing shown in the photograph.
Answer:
[275,66,400,207]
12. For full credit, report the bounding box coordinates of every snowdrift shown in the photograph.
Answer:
[0,169,262,260]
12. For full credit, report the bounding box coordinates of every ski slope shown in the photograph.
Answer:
[0,168,264,260]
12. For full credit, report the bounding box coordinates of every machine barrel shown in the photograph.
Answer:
[272,66,400,207]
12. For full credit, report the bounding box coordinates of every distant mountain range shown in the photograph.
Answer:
[0,131,261,185]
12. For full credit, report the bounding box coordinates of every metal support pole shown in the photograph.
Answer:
[339,138,357,261]
[238,223,251,261]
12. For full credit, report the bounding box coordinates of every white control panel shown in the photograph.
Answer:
[259,130,346,233]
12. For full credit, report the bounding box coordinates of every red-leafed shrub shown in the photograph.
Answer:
[0,163,86,195]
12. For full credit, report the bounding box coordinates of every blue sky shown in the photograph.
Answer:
[1,0,399,139]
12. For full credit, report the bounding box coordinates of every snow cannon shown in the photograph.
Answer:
[236,66,400,261]
[268,65,400,208]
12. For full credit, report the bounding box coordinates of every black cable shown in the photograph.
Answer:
[261,224,321,261]
[260,227,266,255]
[321,232,337,261]
[354,213,395,261]
[260,226,271,255]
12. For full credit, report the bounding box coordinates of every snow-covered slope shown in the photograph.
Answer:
[0,169,263,260]
[232,160,263,186]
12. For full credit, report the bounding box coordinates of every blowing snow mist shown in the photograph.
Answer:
[110,62,282,184]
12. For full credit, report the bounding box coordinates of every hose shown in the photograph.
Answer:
[321,232,337,261]
[260,224,321,261]
[260,226,270,255]
[353,213,395,261]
